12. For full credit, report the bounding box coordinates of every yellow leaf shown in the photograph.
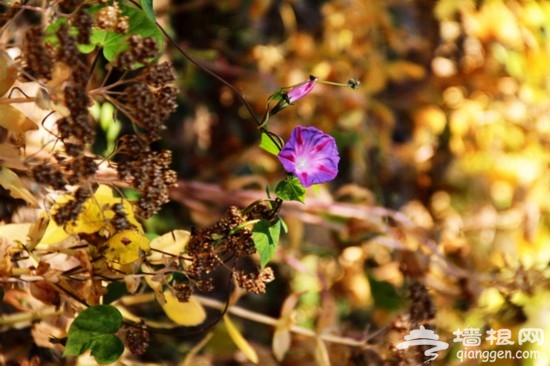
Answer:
[63,185,143,235]
[0,167,38,206]
[224,315,258,364]
[0,50,16,96]
[25,213,49,251]
[104,230,150,265]
[161,291,206,326]
[39,218,70,246]
[0,104,38,133]
[147,230,190,264]
[272,328,291,362]
[64,187,115,235]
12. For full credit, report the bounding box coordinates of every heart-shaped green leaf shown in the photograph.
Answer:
[252,219,283,269]
[64,305,124,364]
[275,176,306,203]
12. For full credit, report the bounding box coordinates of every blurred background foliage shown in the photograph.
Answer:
[154,0,550,364]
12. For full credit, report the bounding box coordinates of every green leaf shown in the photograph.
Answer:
[46,5,163,62]
[89,335,124,364]
[259,133,280,156]
[140,0,156,23]
[64,305,124,364]
[275,176,306,203]
[252,219,282,269]
[368,275,404,311]
[100,4,163,62]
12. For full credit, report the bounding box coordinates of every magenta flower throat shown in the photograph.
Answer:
[278,126,340,187]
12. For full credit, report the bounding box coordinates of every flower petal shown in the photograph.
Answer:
[287,76,318,103]
[277,126,339,187]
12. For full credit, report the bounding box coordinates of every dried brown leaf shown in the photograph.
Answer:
[0,50,16,96]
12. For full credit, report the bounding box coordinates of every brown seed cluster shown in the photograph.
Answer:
[172,281,193,302]
[96,3,129,34]
[16,3,179,260]
[124,321,150,356]
[390,281,436,364]
[117,143,176,218]
[111,203,133,231]
[74,9,93,45]
[182,206,275,295]
[51,187,91,225]
[116,35,160,70]
[21,9,177,226]
[234,267,274,294]
[21,26,54,81]
[145,62,176,88]
[112,61,178,218]
[31,164,66,190]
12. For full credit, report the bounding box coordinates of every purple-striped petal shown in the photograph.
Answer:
[278,126,340,187]
[286,76,318,103]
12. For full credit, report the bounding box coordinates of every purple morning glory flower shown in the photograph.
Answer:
[278,126,340,187]
[271,76,319,115]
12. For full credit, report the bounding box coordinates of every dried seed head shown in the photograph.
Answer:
[116,16,130,34]
[145,62,175,87]
[21,26,53,80]
[30,164,66,190]
[96,6,118,30]
[74,9,93,45]
[125,322,150,356]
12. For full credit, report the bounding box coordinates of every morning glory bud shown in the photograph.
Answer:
[271,75,318,115]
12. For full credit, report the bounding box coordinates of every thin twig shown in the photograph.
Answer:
[194,295,372,349]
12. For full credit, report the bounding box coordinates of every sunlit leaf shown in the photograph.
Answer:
[259,132,281,156]
[62,185,142,235]
[104,230,150,265]
[64,305,124,364]
[39,219,70,246]
[252,219,282,269]
[0,104,37,133]
[224,315,258,364]
[148,230,190,264]
[0,50,16,96]
[272,328,291,362]
[0,167,38,206]
[160,291,206,326]
[275,176,305,203]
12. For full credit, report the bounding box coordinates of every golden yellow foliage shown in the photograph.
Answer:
[160,291,206,327]
[103,230,149,265]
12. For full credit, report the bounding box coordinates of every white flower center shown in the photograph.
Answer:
[296,156,308,170]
